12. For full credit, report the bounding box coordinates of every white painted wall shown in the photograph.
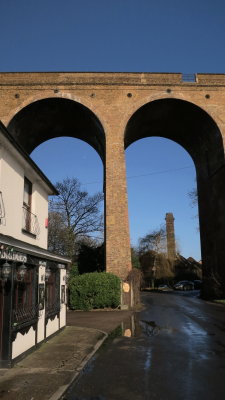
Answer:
[46,315,59,337]
[0,130,69,364]
[0,138,50,249]
[12,326,36,359]
[11,264,68,361]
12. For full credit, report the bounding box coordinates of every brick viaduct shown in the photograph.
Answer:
[0,72,225,301]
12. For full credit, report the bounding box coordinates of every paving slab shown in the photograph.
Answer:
[67,309,133,333]
[0,326,106,400]
[0,310,132,400]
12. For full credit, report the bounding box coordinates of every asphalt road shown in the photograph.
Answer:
[63,292,225,400]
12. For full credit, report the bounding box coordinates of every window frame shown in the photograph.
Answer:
[45,266,60,319]
[23,177,32,210]
[22,177,33,233]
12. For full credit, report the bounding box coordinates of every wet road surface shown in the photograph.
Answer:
[63,292,225,400]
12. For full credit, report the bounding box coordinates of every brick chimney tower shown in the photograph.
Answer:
[165,213,176,260]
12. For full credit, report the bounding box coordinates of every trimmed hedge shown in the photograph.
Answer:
[69,272,121,310]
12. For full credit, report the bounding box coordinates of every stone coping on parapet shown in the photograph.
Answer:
[0,72,225,87]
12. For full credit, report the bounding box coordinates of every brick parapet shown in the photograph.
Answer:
[2,72,225,87]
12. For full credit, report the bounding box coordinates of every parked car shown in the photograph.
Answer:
[173,280,194,291]
[157,284,172,291]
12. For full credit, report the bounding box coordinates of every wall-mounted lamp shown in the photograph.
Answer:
[1,261,11,280]
[17,263,27,281]
[45,267,51,281]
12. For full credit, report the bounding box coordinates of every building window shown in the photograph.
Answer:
[13,266,38,328]
[45,267,60,318]
[22,178,40,236]
[23,178,32,232]
[23,178,32,209]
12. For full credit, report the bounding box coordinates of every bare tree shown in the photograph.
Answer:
[48,211,68,255]
[138,227,166,255]
[48,177,104,258]
[188,186,199,231]
[138,227,172,287]
[140,250,174,287]
[188,187,198,207]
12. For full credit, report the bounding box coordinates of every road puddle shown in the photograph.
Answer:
[120,314,176,338]
[139,320,161,336]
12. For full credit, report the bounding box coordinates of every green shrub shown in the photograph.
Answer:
[69,272,121,310]
[69,263,79,279]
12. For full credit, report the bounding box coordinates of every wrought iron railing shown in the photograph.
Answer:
[12,304,39,327]
[45,297,61,317]
[22,206,40,236]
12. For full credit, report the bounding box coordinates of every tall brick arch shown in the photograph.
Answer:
[7,97,106,161]
[124,97,224,168]
[124,98,225,298]
[1,72,225,302]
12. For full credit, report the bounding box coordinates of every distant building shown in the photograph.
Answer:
[175,254,202,280]
[0,122,70,368]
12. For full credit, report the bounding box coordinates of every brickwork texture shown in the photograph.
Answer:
[1,72,225,300]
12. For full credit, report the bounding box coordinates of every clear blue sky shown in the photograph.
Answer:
[1,0,225,259]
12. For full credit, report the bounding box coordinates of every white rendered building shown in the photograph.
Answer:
[0,121,70,367]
